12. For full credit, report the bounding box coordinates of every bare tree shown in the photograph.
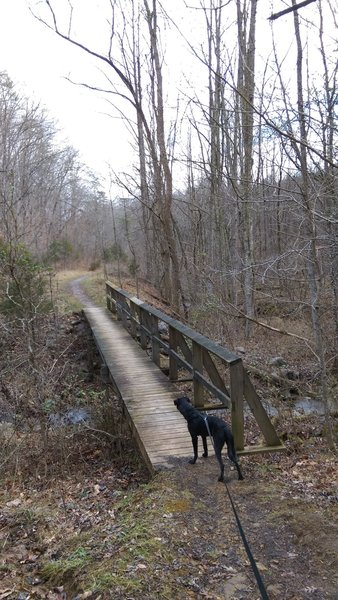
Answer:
[265,0,336,445]
[269,0,317,21]
[235,0,258,337]
[33,0,187,312]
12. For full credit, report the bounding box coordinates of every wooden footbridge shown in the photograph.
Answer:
[83,282,284,475]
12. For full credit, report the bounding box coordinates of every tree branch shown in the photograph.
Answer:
[269,0,317,21]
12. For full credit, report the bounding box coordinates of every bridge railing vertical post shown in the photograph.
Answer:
[115,289,123,321]
[169,326,178,381]
[129,300,138,338]
[192,341,204,407]
[121,297,129,330]
[230,360,245,451]
[150,315,161,367]
[106,283,115,313]
[138,306,148,350]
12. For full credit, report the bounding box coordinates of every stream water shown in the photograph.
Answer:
[262,397,326,418]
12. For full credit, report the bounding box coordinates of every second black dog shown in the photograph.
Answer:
[174,396,243,482]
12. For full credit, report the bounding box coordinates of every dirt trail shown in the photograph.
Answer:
[160,456,338,600]
[68,275,97,308]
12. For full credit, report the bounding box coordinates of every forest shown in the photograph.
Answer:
[0,1,337,598]
[1,0,337,420]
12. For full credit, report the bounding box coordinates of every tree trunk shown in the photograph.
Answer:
[144,0,185,313]
[292,0,335,447]
[236,0,257,337]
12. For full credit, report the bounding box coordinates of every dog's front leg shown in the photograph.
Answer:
[202,435,208,458]
[189,435,198,464]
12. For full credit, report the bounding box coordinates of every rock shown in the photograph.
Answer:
[269,356,287,367]
[267,584,284,598]
[48,408,91,427]
[286,370,297,380]
[280,368,301,380]
[45,335,58,349]
[64,408,91,424]
[235,346,246,354]
[158,321,168,334]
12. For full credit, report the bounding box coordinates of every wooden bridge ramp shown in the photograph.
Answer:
[84,307,213,474]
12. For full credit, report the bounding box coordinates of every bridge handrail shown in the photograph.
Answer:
[113,287,239,364]
[105,281,283,454]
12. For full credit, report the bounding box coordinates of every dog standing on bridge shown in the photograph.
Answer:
[174,396,243,482]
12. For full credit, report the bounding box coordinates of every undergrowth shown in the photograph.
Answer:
[37,474,193,597]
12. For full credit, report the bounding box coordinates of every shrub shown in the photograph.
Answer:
[102,243,126,263]
[47,238,74,264]
[0,241,52,318]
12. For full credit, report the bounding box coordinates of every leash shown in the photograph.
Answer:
[203,416,271,600]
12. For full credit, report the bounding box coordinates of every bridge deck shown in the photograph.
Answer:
[84,307,213,473]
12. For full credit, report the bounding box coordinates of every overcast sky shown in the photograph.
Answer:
[0,0,204,195]
[0,0,132,194]
[0,0,335,196]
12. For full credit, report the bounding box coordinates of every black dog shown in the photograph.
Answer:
[174,396,243,482]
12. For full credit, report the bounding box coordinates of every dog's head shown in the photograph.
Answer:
[174,396,191,409]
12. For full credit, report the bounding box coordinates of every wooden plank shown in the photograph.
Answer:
[243,371,282,446]
[129,302,138,338]
[194,371,230,406]
[195,403,226,411]
[144,439,193,450]
[168,349,192,372]
[139,431,191,442]
[140,431,191,443]
[237,444,285,456]
[176,331,192,363]
[169,326,178,381]
[136,416,186,426]
[148,448,212,459]
[150,314,161,367]
[192,341,204,407]
[202,348,231,402]
[138,307,148,349]
[230,361,245,451]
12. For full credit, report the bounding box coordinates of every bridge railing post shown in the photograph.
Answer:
[150,314,161,367]
[115,289,123,321]
[230,360,245,451]
[106,283,115,313]
[169,326,178,381]
[192,341,204,407]
[129,300,138,338]
[138,307,148,350]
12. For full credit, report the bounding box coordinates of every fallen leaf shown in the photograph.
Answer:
[6,498,21,507]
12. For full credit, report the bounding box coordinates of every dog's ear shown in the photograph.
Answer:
[175,396,191,404]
